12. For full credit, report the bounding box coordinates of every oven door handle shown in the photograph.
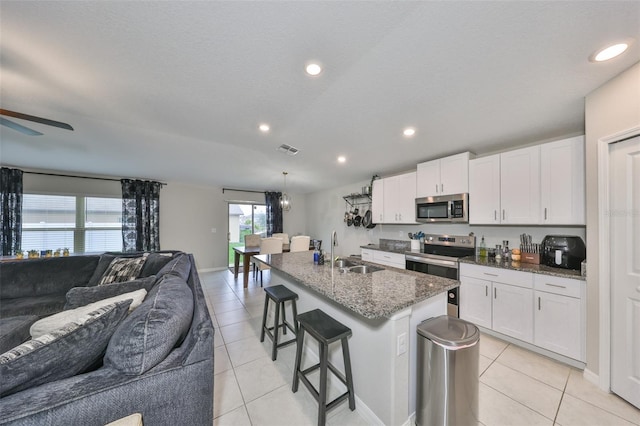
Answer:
[405,255,459,269]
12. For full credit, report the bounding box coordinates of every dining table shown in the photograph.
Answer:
[233,244,290,288]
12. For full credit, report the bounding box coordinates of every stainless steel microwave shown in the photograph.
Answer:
[415,193,469,223]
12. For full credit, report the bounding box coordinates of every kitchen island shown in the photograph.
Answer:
[253,251,458,426]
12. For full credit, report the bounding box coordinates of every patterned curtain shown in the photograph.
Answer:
[0,167,23,256]
[121,179,161,252]
[265,191,283,237]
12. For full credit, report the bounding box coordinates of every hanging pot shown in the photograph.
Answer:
[364,209,376,229]
[362,209,372,227]
[353,214,362,227]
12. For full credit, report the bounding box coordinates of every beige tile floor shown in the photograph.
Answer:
[201,270,640,426]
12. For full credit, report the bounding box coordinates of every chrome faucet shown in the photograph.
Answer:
[331,230,338,271]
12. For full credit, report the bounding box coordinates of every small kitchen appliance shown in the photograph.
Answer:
[541,235,586,270]
[405,233,476,317]
[415,193,468,223]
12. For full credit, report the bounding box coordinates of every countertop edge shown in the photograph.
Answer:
[459,256,586,281]
[254,253,458,320]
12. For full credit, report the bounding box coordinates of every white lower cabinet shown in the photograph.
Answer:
[361,248,373,262]
[361,248,405,269]
[460,263,585,362]
[492,282,533,343]
[533,275,585,361]
[459,276,492,329]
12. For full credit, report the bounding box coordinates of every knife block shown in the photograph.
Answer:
[520,252,540,264]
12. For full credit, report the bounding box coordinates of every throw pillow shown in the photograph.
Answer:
[64,276,157,310]
[87,253,142,287]
[155,253,191,282]
[31,289,147,339]
[99,256,148,285]
[0,300,132,397]
[139,252,175,277]
[104,275,194,375]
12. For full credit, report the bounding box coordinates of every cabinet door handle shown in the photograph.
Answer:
[544,207,548,220]
[545,283,566,289]
[441,183,444,193]
[399,213,402,221]
[502,209,505,220]
[484,272,499,277]
[435,184,438,193]
[494,210,497,221]
[494,288,497,299]
[485,285,488,297]
[538,296,541,310]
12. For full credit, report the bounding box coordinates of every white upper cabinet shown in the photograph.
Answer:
[469,136,585,225]
[469,154,501,224]
[372,179,384,223]
[372,172,416,224]
[383,172,416,224]
[416,152,471,197]
[540,136,585,225]
[500,145,541,224]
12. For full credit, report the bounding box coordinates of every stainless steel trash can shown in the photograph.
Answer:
[416,315,480,426]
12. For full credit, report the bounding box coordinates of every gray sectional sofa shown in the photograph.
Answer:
[0,251,215,425]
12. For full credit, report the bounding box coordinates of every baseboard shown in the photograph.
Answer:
[583,368,601,388]
[197,266,228,273]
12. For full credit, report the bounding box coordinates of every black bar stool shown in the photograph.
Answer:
[292,309,355,426]
[260,285,298,361]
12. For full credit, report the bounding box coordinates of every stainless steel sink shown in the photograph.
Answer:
[348,265,384,274]
[333,259,357,268]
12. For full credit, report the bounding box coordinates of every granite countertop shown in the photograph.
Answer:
[253,251,458,320]
[459,256,585,280]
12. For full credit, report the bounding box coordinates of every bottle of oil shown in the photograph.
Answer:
[479,236,487,257]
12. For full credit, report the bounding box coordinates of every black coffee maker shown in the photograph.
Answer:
[541,235,586,270]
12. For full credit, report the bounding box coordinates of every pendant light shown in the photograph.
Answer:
[280,171,292,211]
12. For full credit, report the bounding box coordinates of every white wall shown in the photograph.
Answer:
[584,60,640,376]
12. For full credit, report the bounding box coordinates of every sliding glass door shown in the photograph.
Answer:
[228,203,266,267]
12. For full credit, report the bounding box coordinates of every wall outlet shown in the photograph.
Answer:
[211,228,217,233]
[397,333,407,356]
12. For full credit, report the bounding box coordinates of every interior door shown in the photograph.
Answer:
[610,136,640,408]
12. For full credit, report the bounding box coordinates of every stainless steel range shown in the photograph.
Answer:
[405,233,476,317]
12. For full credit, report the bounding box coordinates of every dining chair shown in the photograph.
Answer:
[290,235,311,252]
[244,234,262,277]
[271,233,290,246]
[257,237,283,286]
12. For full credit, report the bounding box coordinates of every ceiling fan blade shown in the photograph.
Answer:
[0,117,44,136]
[0,108,74,131]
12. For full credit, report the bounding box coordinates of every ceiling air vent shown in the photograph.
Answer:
[277,144,299,156]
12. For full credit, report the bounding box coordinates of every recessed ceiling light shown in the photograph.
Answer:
[259,123,270,132]
[590,42,630,62]
[305,62,322,76]
[403,127,416,137]
[337,156,346,163]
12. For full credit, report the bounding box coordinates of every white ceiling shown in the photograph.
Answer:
[1,1,639,194]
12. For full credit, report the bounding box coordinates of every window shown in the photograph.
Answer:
[22,194,122,253]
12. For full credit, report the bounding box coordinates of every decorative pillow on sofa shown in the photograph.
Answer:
[98,256,148,285]
[0,300,132,397]
[104,275,194,375]
[87,253,142,287]
[155,253,191,282]
[31,289,147,339]
[64,276,157,310]
[139,252,175,277]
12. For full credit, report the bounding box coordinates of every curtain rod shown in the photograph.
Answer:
[23,171,167,186]
[222,188,266,194]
